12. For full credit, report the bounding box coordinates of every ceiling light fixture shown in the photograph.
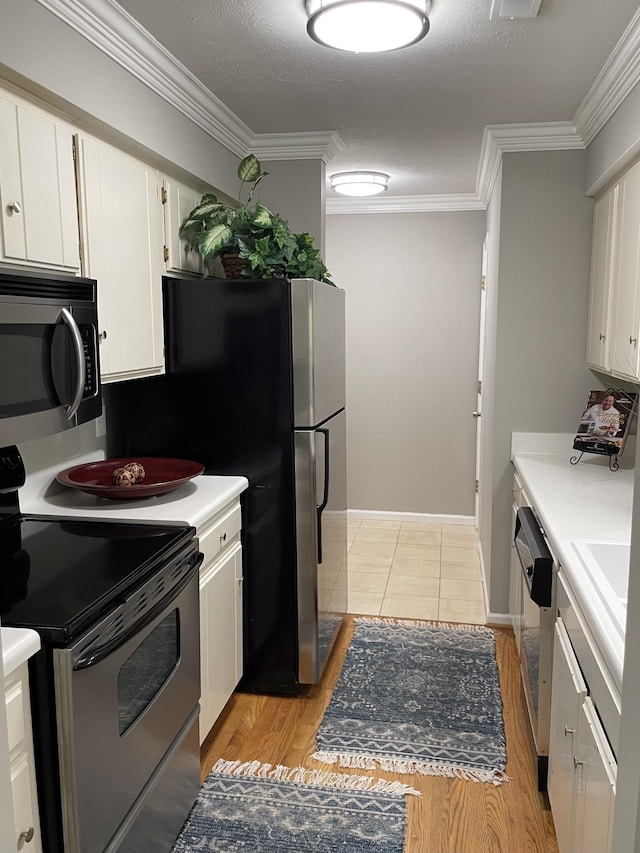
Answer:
[330,171,389,196]
[306,0,431,53]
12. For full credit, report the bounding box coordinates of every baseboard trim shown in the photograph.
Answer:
[348,509,476,526]
[485,612,512,627]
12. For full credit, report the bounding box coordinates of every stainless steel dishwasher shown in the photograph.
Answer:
[513,506,557,792]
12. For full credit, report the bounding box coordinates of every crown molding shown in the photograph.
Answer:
[476,121,584,206]
[573,7,640,147]
[326,193,484,214]
[34,0,640,210]
[249,132,345,163]
[34,0,342,164]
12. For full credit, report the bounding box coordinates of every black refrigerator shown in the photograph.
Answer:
[105,276,347,694]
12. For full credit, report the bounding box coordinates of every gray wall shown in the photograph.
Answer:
[586,81,640,195]
[259,159,326,251]
[326,210,485,515]
[489,149,595,615]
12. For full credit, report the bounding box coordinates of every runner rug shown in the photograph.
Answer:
[172,759,419,852]
[313,617,508,785]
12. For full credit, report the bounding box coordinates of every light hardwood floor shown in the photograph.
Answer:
[201,616,559,853]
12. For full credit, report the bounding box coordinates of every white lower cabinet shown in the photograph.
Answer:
[4,663,42,852]
[549,618,616,853]
[197,501,243,744]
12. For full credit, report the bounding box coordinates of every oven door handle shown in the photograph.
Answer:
[73,552,203,671]
[61,308,86,420]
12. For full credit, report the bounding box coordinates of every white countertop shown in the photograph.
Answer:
[2,627,40,677]
[19,451,248,531]
[512,432,633,692]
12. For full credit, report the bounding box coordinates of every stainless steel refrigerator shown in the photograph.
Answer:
[105,276,347,694]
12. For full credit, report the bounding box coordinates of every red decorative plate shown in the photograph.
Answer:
[56,458,204,500]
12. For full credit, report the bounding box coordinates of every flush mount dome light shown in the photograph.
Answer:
[306,0,431,53]
[330,171,389,196]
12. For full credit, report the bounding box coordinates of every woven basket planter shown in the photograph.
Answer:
[221,252,249,279]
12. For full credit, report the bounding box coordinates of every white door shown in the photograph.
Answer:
[474,235,488,522]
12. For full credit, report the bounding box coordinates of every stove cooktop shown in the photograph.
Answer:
[0,514,194,643]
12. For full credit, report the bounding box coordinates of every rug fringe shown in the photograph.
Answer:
[354,616,492,634]
[210,758,421,796]
[311,750,509,787]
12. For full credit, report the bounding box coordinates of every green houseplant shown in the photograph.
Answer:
[179,155,332,284]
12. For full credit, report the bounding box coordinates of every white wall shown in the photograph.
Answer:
[326,210,485,515]
[488,149,595,616]
[478,165,502,611]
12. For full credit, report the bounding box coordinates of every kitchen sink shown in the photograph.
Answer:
[572,539,630,609]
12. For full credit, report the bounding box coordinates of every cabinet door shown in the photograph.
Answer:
[10,752,41,853]
[199,541,243,744]
[78,136,163,382]
[0,95,80,272]
[162,177,204,276]
[587,186,617,371]
[548,619,587,853]
[610,160,640,380]
[573,697,616,853]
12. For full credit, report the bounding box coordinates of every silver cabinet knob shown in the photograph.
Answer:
[599,333,606,341]
[19,826,35,843]
[564,726,575,736]
[630,336,638,346]
[8,201,22,214]
[573,755,584,768]
[472,411,482,419]
[99,330,108,341]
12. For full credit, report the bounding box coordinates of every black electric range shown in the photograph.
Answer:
[0,446,201,853]
[0,512,195,642]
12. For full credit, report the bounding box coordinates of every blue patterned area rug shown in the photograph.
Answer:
[172,759,419,852]
[313,617,508,785]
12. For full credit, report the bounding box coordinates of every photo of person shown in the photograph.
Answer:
[573,389,637,457]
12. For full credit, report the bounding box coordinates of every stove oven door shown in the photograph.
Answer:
[53,548,202,853]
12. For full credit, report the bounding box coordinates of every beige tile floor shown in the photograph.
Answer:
[347,517,486,624]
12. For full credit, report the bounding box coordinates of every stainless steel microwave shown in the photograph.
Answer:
[0,268,101,446]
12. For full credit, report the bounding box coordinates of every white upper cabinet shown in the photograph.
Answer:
[77,135,164,383]
[0,92,80,272]
[161,177,204,277]
[609,159,640,380]
[588,158,640,381]
[586,185,617,372]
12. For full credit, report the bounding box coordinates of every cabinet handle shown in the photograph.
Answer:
[599,333,606,341]
[564,726,575,736]
[219,532,227,544]
[19,827,35,843]
[573,756,584,768]
[99,330,108,341]
[630,336,638,346]
[8,200,22,214]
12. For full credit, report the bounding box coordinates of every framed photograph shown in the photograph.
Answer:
[573,389,637,458]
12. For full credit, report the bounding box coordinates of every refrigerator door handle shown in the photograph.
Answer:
[316,427,330,564]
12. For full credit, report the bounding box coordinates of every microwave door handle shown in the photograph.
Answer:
[316,427,330,564]
[61,308,86,419]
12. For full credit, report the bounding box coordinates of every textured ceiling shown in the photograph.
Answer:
[115,0,639,197]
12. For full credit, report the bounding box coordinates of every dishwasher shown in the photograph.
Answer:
[513,506,556,792]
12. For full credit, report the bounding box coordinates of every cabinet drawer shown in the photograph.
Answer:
[5,677,25,754]
[198,502,241,566]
